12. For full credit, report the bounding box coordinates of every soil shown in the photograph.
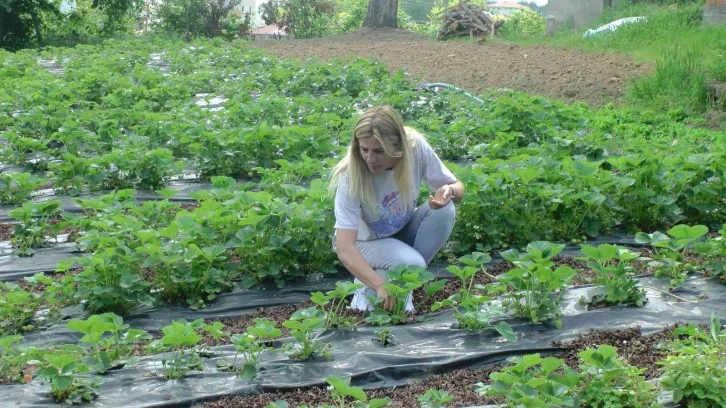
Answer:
[203,323,677,408]
[252,28,653,107]
[0,223,11,241]
[553,324,676,380]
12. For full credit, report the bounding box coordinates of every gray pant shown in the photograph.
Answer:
[348,201,456,311]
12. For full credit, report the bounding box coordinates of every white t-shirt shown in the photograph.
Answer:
[333,131,457,241]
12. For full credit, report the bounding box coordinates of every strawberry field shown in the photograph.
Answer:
[1,37,726,408]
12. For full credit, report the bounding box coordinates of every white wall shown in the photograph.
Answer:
[235,0,268,27]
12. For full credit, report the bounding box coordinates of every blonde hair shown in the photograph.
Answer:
[329,106,420,210]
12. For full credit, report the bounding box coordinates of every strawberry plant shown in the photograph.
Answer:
[578,244,648,308]
[0,283,44,334]
[49,153,101,196]
[128,189,180,229]
[432,253,514,340]
[0,172,45,205]
[489,242,575,328]
[635,224,709,289]
[282,306,332,361]
[9,200,63,256]
[33,353,101,404]
[659,344,726,407]
[0,335,25,383]
[148,319,205,379]
[365,265,445,326]
[142,241,232,309]
[694,223,726,282]
[374,328,393,347]
[418,389,454,408]
[226,185,338,286]
[59,247,154,316]
[577,345,660,408]
[0,276,71,335]
[311,281,364,329]
[323,375,391,408]
[224,318,282,379]
[476,354,579,407]
[66,313,151,374]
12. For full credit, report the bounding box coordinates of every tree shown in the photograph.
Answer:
[362,0,398,28]
[519,1,546,15]
[0,0,59,50]
[259,0,279,25]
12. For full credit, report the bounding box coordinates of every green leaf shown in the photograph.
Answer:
[521,354,542,369]
[667,224,708,240]
[424,279,448,297]
[494,321,516,342]
[239,214,269,226]
[527,377,548,388]
[240,363,257,380]
[540,357,563,374]
[368,398,391,408]
[635,231,670,246]
[52,375,73,392]
[326,375,366,402]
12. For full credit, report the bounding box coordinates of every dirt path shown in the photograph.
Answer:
[252,28,652,107]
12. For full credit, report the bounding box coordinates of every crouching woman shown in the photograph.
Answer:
[328,105,464,312]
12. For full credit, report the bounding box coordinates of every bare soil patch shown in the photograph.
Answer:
[254,28,652,107]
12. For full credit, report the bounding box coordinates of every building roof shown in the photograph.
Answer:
[251,24,287,35]
[487,1,527,9]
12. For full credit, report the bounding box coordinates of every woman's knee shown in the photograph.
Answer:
[393,250,426,269]
[431,200,456,224]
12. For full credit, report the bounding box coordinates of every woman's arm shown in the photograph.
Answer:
[335,229,393,310]
[447,179,465,203]
[430,179,466,208]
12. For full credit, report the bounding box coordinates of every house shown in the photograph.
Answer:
[486,1,528,17]
[250,24,288,40]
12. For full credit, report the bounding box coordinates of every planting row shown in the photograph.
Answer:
[2,295,724,407]
[2,167,726,333]
[252,322,726,408]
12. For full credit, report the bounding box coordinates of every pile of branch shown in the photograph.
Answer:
[437,1,504,41]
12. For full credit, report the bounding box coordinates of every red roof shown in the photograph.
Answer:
[487,1,527,8]
[251,24,287,35]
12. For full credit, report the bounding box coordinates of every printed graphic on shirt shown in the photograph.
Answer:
[368,191,413,238]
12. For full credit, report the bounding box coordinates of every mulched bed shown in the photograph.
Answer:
[206,365,505,408]
[203,323,679,408]
[195,246,672,346]
[553,324,676,380]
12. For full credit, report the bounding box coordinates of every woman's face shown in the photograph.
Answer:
[358,137,398,174]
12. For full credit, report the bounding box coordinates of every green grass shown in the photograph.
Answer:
[502,1,726,116]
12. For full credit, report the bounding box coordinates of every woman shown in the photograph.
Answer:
[329,105,465,312]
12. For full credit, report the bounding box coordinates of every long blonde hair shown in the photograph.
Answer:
[329,106,420,210]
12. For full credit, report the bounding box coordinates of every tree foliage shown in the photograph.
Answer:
[154,0,243,39]
[1,0,138,50]
[275,0,335,38]
[501,6,546,37]
[0,0,58,50]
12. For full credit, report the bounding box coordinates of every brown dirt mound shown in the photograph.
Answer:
[253,28,652,107]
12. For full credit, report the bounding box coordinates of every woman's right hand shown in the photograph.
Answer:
[374,285,393,311]
[335,229,393,311]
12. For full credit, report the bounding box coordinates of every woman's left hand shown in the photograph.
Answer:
[429,185,454,209]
